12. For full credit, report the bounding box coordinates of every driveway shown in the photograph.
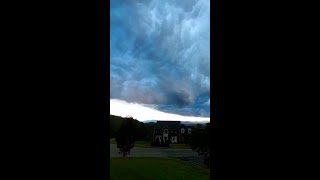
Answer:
[110,144,203,165]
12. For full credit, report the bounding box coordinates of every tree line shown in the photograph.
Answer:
[110,115,154,141]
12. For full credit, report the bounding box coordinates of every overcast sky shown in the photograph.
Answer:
[110,0,210,122]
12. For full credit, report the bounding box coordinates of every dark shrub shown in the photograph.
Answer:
[204,157,211,168]
[116,118,136,157]
[150,137,170,147]
[150,141,159,146]
[162,140,170,147]
[189,123,210,168]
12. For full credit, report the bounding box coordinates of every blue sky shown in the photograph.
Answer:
[110,0,210,121]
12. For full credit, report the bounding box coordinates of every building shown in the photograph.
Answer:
[153,121,192,144]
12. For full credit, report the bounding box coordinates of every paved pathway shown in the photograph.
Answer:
[110,144,203,165]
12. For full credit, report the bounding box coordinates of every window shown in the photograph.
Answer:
[181,128,185,133]
[188,128,191,133]
[171,136,177,143]
[164,129,168,134]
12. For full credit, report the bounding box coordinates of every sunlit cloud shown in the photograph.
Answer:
[110,99,210,123]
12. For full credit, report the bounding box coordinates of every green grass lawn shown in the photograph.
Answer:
[110,138,190,149]
[110,157,209,180]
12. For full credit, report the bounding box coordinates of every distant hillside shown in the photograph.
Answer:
[181,121,209,126]
[142,119,209,126]
[142,120,157,123]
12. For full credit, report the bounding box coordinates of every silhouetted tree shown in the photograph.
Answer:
[116,118,136,157]
[144,122,155,141]
[184,133,191,146]
[110,115,149,140]
[189,123,210,167]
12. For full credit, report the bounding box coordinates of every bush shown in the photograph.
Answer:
[189,123,210,168]
[204,157,210,168]
[116,118,136,157]
[150,141,159,146]
[162,140,170,147]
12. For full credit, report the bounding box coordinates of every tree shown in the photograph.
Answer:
[184,133,191,146]
[144,122,155,141]
[110,115,126,138]
[189,123,210,167]
[116,118,136,157]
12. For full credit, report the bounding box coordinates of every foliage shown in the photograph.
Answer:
[189,123,210,167]
[134,121,149,141]
[184,133,191,146]
[110,115,127,138]
[143,122,155,141]
[116,118,136,157]
[110,115,151,141]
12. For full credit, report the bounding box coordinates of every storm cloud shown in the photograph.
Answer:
[110,0,210,117]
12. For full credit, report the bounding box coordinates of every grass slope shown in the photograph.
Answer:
[110,157,209,180]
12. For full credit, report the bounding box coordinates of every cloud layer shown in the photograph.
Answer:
[110,99,210,122]
[110,0,210,117]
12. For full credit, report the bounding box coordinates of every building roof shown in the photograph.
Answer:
[154,121,181,130]
[181,124,192,129]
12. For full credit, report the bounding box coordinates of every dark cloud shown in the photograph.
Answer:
[110,0,210,117]
[157,94,210,117]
